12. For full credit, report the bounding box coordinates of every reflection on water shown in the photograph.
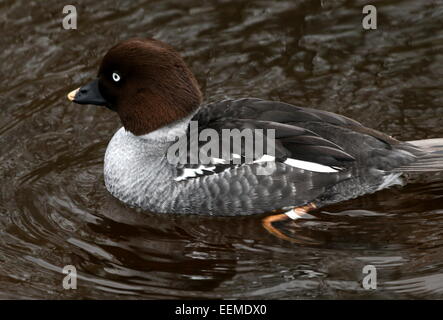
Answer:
[1,0,443,299]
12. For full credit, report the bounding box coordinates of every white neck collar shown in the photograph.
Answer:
[134,111,196,142]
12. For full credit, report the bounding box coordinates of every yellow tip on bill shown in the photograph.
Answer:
[67,88,79,101]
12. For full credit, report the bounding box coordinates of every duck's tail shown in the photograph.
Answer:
[394,138,443,172]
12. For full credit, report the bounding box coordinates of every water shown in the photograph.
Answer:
[1,0,443,299]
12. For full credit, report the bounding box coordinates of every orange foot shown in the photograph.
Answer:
[262,203,317,241]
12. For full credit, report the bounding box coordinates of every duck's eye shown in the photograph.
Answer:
[112,72,121,82]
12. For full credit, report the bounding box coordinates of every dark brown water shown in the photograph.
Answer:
[1,0,443,299]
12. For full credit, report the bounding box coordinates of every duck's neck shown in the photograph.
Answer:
[136,111,196,143]
[104,112,198,211]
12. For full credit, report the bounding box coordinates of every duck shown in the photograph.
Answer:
[67,38,443,240]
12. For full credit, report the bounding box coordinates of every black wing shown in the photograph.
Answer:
[168,98,420,214]
[170,99,357,181]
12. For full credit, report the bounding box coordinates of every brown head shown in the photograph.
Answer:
[67,38,203,135]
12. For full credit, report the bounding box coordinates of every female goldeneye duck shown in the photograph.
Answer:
[67,38,443,240]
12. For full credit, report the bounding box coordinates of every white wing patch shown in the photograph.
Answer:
[254,155,338,172]
[174,154,338,181]
[253,154,275,163]
[175,165,217,181]
[283,158,338,173]
[211,157,227,164]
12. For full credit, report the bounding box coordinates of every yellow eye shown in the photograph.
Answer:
[112,72,121,82]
